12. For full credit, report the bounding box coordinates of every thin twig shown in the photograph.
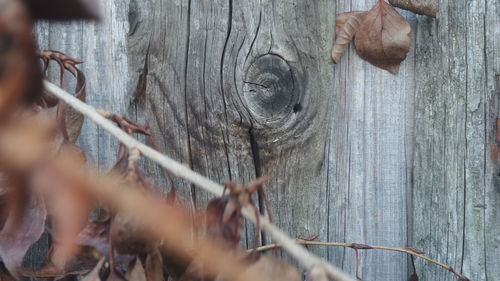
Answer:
[44,80,356,281]
[255,240,470,281]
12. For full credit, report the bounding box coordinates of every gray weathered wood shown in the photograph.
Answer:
[34,0,499,280]
[413,0,500,280]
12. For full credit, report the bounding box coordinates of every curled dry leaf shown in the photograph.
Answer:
[0,0,42,119]
[125,258,147,281]
[110,154,158,256]
[76,219,135,268]
[61,67,87,143]
[0,111,57,173]
[32,144,93,270]
[0,191,46,277]
[206,196,243,247]
[38,50,87,143]
[0,264,15,281]
[238,255,301,281]
[110,212,156,256]
[81,258,109,281]
[354,0,411,74]
[306,264,329,281]
[21,0,100,20]
[332,11,366,63]
[145,249,165,281]
[389,0,438,18]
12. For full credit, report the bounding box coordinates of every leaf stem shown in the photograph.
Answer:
[254,240,470,281]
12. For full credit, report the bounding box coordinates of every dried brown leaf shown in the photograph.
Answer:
[0,191,46,277]
[354,0,411,74]
[76,219,135,268]
[110,156,158,256]
[0,0,42,119]
[145,249,164,281]
[389,0,438,18]
[76,221,109,258]
[306,264,329,281]
[110,212,155,256]
[20,264,90,278]
[32,145,92,269]
[206,197,242,247]
[239,255,301,281]
[62,68,86,143]
[0,113,57,172]
[0,264,15,281]
[21,0,100,20]
[125,258,147,281]
[332,11,366,63]
[81,258,108,281]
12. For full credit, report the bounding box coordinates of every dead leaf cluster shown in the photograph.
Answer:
[0,45,301,281]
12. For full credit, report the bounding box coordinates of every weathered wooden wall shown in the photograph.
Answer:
[34,0,499,280]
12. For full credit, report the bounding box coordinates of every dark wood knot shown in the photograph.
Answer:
[243,54,297,124]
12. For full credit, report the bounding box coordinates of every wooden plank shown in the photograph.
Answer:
[32,1,500,281]
[485,0,500,280]
[32,0,134,266]
[328,1,417,280]
[413,0,499,280]
[413,1,468,279]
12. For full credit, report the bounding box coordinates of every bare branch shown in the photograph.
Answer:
[255,240,470,281]
[44,80,356,281]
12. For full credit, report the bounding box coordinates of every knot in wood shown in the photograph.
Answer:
[243,54,296,123]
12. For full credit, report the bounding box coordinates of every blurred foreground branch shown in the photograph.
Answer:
[44,80,356,281]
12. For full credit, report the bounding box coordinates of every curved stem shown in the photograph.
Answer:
[255,240,470,281]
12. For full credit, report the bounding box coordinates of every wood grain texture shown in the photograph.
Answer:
[413,0,500,280]
[328,1,417,279]
[33,0,499,280]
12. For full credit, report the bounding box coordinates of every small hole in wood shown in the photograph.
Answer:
[293,104,302,113]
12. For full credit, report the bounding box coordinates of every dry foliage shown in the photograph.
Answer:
[389,0,438,17]
[332,0,437,74]
[0,1,469,281]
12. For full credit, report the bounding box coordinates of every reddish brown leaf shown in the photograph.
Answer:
[206,196,242,247]
[239,255,301,281]
[109,157,158,256]
[307,264,330,281]
[76,221,109,257]
[21,0,100,20]
[0,0,42,119]
[0,191,46,277]
[110,212,155,256]
[76,219,134,268]
[335,11,365,35]
[354,0,411,74]
[81,258,109,281]
[125,258,147,281]
[37,50,87,143]
[61,67,87,143]
[332,11,366,63]
[389,0,438,18]
[0,264,15,281]
[32,145,92,269]
[145,249,164,281]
